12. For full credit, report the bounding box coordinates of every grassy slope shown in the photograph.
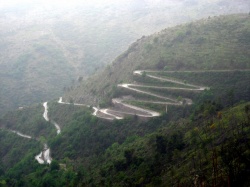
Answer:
[126,70,250,112]
[0,130,40,172]
[1,0,249,115]
[0,104,56,138]
[65,14,250,106]
[0,13,250,187]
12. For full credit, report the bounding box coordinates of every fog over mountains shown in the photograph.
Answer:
[0,0,249,115]
[0,1,250,186]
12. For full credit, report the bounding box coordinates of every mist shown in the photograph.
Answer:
[0,0,249,114]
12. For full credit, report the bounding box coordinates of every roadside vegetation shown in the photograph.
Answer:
[64,14,250,106]
[0,14,249,186]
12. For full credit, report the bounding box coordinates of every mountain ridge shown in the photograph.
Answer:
[1,0,249,115]
[64,14,250,107]
[0,13,250,186]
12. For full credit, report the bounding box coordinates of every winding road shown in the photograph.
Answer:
[133,70,209,90]
[35,102,62,164]
[35,144,52,164]
[5,69,248,165]
[58,97,90,107]
[10,130,32,139]
[3,118,52,164]
[43,102,61,134]
[2,109,54,164]
[3,128,52,164]
[58,70,211,120]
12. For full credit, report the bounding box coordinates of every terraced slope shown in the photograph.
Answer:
[61,69,250,120]
[2,1,248,116]
[92,70,208,120]
[64,14,250,107]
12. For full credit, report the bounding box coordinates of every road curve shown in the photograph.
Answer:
[133,70,209,89]
[1,117,52,164]
[58,70,212,120]
[35,144,52,164]
[10,130,32,139]
[35,102,62,165]
[43,102,61,134]
[58,97,90,107]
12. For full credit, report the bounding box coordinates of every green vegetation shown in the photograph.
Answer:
[0,13,250,186]
[2,0,246,115]
[124,100,167,113]
[0,130,40,172]
[92,102,250,186]
[0,98,249,186]
[155,71,250,105]
[0,104,56,138]
[132,75,193,88]
[65,14,250,106]
[0,47,74,116]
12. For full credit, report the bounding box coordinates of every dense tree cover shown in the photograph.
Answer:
[1,66,249,187]
[0,104,65,186]
[0,14,249,186]
[90,102,250,186]
[0,104,56,139]
[0,130,40,173]
[48,106,172,160]
[1,98,249,186]
[0,158,79,187]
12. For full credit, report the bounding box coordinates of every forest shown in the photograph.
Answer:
[0,13,250,187]
[0,85,250,186]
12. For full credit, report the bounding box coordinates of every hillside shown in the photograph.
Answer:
[0,98,249,186]
[0,14,250,186]
[65,14,250,108]
[1,0,250,115]
[85,102,250,186]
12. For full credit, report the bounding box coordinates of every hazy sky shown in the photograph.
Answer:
[0,0,121,7]
[0,0,169,9]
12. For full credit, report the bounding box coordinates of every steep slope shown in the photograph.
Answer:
[1,98,249,186]
[0,130,40,168]
[1,0,250,115]
[0,13,250,187]
[0,104,56,138]
[65,14,250,108]
[87,102,250,186]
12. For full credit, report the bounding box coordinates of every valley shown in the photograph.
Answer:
[0,13,249,187]
[0,0,249,116]
[0,101,59,165]
[3,67,248,174]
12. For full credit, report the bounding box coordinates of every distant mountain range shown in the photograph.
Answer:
[0,13,250,187]
[0,0,249,115]
[64,14,250,108]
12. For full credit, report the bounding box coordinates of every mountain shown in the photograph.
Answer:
[48,101,249,187]
[0,96,249,186]
[0,0,250,115]
[64,14,250,108]
[0,13,250,187]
